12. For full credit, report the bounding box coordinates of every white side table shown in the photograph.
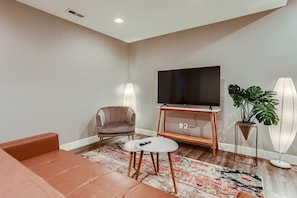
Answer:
[135,137,179,194]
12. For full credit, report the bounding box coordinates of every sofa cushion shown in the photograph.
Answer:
[123,183,175,198]
[22,149,173,198]
[22,150,97,181]
[0,149,64,198]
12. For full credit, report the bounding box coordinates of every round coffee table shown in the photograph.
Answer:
[124,140,157,178]
[135,136,179,193]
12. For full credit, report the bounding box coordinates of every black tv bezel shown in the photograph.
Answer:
[157,65,220,107]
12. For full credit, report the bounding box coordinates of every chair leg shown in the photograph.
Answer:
[128,135,134,141]
[98,137,103,151]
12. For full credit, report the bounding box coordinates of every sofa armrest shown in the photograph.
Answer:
[237,192,257,198]
[0,149,65,198]
[96,108,105,127]
[0,132,59,161]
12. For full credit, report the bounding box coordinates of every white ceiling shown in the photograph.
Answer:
[16,0,287,43]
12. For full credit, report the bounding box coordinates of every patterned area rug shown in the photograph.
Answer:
[81,143,264,198]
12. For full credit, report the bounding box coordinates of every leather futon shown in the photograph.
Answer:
[0,132,174,198]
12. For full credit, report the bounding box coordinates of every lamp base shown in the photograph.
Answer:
[269,159,291,169]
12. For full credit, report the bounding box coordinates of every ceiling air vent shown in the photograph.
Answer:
[65,8,84,18]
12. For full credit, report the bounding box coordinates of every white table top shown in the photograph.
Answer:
[124,140,141,152]
[136,137,178,153]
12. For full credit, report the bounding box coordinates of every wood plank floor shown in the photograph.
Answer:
[74,134,297,198]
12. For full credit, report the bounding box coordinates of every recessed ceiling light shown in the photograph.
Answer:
[114,18,124,24]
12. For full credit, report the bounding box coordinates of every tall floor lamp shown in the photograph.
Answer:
[123,83,136,112]
[269,78,297,169]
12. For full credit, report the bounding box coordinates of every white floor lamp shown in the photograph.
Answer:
[269,78,297,169]
[123,83,136,112]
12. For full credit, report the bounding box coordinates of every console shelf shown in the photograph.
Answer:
[157,106,220,157]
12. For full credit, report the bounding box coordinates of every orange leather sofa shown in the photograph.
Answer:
[0,132,175,198]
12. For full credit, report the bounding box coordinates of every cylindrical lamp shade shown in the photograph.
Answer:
[269,78,297,153]
[123,83,136,112]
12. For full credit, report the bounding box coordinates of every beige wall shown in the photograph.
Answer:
[129,0,297,155]
[0,0,129,144]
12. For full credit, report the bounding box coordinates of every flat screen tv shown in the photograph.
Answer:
[158,66,220,107]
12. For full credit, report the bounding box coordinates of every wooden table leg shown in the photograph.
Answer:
[212,146,216,157]
[156,153,159,173]
[150,152,157,175]
[133,152,137,168]
[135,151,144,180]
[127,152,133,177]
[168,152,177,194]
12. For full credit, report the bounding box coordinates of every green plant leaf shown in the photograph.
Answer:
[228,84,279,125]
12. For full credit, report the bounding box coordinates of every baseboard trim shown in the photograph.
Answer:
[60,136,99,151]
[60,128,297,165]
[219,142,297,165]
[135,128,157,136]
[60,128,152,151]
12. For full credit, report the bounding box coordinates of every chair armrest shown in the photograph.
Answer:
[96,109,105,127]
[126,108,136,125]
[0,132,59,161]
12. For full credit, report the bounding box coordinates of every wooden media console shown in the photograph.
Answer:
[157,106,220,157]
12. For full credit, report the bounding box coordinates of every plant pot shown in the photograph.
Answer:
[238,122,256,140]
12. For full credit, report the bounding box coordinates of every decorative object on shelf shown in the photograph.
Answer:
[123,83,136,112]
[228,84,279,140]
[269,78,297,169]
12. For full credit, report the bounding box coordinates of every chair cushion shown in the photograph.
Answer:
[98,122,135,134]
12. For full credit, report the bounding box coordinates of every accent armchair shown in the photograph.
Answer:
[96,106,135,150]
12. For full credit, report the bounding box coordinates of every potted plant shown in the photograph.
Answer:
[228,84,279,140]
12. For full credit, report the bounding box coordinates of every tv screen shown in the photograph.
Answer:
[158,66,220,106]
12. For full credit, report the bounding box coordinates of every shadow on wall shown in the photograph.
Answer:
[80,115,97,139]
[131,9,276,63]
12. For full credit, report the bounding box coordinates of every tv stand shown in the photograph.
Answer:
[157,106,220,157]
